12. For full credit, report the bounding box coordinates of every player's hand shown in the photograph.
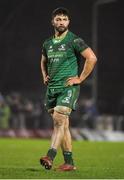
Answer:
[66,76,81,86]
[43,75,50,85]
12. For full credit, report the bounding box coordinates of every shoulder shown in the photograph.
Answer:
[43,36,53,47]
[68,31,85,43]
[68,31,78,40]
[68,31,88,52]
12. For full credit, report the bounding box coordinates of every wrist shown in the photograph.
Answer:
[79,76,84,83]
[43,74,47,78]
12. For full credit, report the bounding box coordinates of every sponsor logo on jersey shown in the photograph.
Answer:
[48,52,66,60]
[50,58,59,63]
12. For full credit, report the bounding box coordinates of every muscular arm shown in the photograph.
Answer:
[79,47,97,82]
[41,55,50,85]
[66,47,97,86]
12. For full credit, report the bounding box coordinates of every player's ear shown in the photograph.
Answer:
[68,17,70,24]
[68,19,70,25]
[51,19,54,26]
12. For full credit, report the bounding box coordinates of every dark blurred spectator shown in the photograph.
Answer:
[78,98,99,129]
[6,92,44,129]
[0,93,11,129]
[31,101,42,129]
[118,97,124,115]
[23,99,34,129]
[6,92,25,129]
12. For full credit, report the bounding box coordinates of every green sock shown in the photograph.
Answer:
[63,151,74,165]
[47,148,57,161]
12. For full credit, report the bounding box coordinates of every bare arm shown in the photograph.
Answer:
[66,47,97,86]
[41,55,50,85]
[79,47,97,82]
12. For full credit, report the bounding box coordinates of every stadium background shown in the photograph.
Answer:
[0,0,124,140]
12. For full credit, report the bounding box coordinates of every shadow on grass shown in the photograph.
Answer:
[26,168,41,172]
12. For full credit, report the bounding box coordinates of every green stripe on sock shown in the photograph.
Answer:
[63,151,74,165]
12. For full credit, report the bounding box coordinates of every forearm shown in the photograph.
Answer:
[41,56,50,85]
[79,57,97,82]
[41,61,47,78]
[41,54,48,79]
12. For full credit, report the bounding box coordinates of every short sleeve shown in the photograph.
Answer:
[42,43,47,57]
[73,37,88,53]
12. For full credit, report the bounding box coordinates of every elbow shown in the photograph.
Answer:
[93,57,97,65]
[88,56,97,65]
[91,54,97,65]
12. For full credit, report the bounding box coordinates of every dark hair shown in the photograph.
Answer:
[52,7,70,19]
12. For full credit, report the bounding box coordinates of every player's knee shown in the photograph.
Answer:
[54,106,72,116]
[53,111,66,127]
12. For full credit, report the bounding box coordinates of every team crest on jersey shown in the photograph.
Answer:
[58,44,66,51]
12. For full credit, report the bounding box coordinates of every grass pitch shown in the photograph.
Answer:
[0,138,124,179]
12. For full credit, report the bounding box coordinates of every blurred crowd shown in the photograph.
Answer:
[0,91,124,131]
[0,92,49,129]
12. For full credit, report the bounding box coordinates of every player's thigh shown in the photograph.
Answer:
[53,107,70,130]
[56,85,80,112]
[54,105,72,115]
[53,110,68,126]
[44,88,57,111]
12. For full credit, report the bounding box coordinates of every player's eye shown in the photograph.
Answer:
[63,18,68,21]
[56,18,61,21]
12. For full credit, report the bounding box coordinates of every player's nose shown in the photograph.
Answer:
[60,22,64,25]
[60,20,65,25]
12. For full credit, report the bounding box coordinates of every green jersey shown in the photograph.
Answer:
[42,31,88,88]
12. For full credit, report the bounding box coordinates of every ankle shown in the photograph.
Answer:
[47,148,57,161]
[63,151,74,165]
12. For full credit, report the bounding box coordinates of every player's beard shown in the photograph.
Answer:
[55,25,68,33]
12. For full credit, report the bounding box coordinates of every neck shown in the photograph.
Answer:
[55,30,68,39]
